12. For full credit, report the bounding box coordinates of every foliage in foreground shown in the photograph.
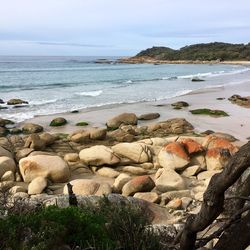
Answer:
[0,196,168,250]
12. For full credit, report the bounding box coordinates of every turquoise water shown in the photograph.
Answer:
[0,56,249,122]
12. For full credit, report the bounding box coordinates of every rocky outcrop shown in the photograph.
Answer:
[107,113,138,130]
[158,142,189,170]
[19,155,70,183]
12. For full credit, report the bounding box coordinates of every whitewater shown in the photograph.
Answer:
[0,56,250,122]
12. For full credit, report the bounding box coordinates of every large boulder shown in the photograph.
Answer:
[158,142,189,170]
[19,155,70,183]
[155,168,186,192]
[122,175,155,196]
[0,156,16,178]
[107,113,137,130]
[205,148,231,170]
[22,123,44,134]
[63,179,112,196]
[79,145,120,166]
[112,142,152,163]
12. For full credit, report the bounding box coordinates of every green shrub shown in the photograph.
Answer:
[0,206,113,249]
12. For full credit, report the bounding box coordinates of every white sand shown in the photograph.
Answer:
[23,80,250,142]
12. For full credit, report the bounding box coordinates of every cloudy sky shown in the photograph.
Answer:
[0,0,250,56]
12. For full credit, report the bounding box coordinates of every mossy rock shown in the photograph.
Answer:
[76,121,89,126]
[50,117,67,127]
[190,108,229,117]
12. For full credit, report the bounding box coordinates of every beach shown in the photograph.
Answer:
[24,78,250,142]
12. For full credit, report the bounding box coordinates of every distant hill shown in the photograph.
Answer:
[134,42,250,61]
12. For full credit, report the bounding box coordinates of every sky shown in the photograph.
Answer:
[0,0,250,56]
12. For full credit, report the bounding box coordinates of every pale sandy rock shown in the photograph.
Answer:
[118,166,147,175]
[181,197,193,210]
[122,175,155,196]
[16,148,34,161]
[89,128,107,140]
[9,185,27,194]
[158,142,189,170]
[15,172,22,182]
[0,146,13,158]
[181,165,202,177]
[107,113,137,129]
[63,179,112,196]
[140,162,154,169]
[161,190,192,201]
[22,123,43,134]
[64,153,79,162]
[155,168,186,192]
[97,167,120,178]
[113,173,132,193]
[138,113,160,120]
[39,132,57,145]
[197,170,222,180]
[205,148,230,170]
[24,134,46,150]
[0,156,16,178]
[79,145,120,166]
[19,155,70,183]
[1,170,15,181]
[133,192,160,203]
[112,142,152,163]
[29,151,56,157]
[28,176,47,195]
[70,131,90,143]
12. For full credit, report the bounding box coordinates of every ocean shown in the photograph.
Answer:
[0,56,250,122]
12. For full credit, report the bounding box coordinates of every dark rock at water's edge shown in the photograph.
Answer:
[171,101,189,110]
[138,113,160,120]
[7,99,29,105]
[191,77,205,82]
[0,99,4,104]
[50,117,68,127]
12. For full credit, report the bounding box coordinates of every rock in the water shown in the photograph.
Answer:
[7,98,28,105]
[50,117,67,127]
[158,142,189,170]
[113,173,132,193]
[28,176,47,195]
[155,168,186,192]
[138,113,160,120]
[107,113,137,130]
[0,99,4,104]
[191,77,205,82]
[0,156,16,178]
[122,175,155,196]
[22,123,44,134]
[63,179,112,196]
[19,155,70,183]
[79,145,120,166]
[89,128,107,140]
[112,142,152,163]
[133,192,160,203]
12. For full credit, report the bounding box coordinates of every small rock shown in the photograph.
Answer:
[181,165,202,177]
[0,156,16,178]
[89,128,107,140]
[118,166,147,175]
[28,177,47,195]
[22,123,44,134]
[50,117,67,127]
[1,171,15,181]
[107,113,137,130]
[9,185,27,194]
[64,153,79,162]
[113,173,132,193]
[197,170,221,180]
[166,198,182,210]
[138,113,160,120]
[122,175,155,196]
[24,134,46,150]
[171,101,189,109]
[97,167,120,178]
[70,131,90,143]
[133,192,160,203]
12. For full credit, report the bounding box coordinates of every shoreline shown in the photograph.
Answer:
[22,79,250,142]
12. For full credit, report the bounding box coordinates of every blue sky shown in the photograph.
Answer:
[0,0,250,56]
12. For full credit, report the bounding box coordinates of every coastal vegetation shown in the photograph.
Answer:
[132,42,250,61]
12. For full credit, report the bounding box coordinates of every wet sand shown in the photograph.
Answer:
[24,80,250,142]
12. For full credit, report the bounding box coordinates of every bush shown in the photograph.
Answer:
[0,206,113,249]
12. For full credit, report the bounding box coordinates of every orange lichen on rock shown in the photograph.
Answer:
[207,137,238,154]
[164,142,190,160]
[180,139,204,154]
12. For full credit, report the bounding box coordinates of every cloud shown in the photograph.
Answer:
[33,41,113,48]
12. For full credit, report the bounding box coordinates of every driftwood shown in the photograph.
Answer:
[179,141,250,250]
